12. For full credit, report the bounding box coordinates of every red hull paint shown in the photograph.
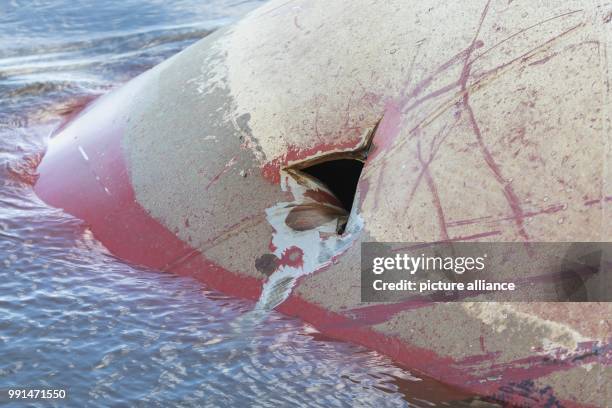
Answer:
[34,92,597,408]
[35,86,263,300]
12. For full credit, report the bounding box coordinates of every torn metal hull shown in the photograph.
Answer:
[34,0,611,406]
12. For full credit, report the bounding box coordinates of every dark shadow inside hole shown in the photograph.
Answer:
[300,159,364,214]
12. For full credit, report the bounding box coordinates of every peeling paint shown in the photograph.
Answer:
[462,303,590,353]
[257,170,363,310]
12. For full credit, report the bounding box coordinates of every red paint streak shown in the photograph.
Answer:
[391,230,502,254]
[523,203,565,217]
[584,196,612,207]
[528,53,557,66]
[342,299,437,326]
[160,212,267,273]
[205,212,266,250]
[441,229,502,243]
[471,23,585,90]
[402,80,460,115]
[277,296,596,408]
[470,9,584,66]
[400,46,478,106]
[268,239,277,253]
[448,204,566,228]
[416,139,449,240]
[431,230,501,244]
[499,203,565,221]
[279,295,463,379]
[402,121,456,224]
[447,215,494,227]
[261,139,361,184]
[204,155,237,191]
[404,161,427,208]
[458,0,530,243]
[366,101,404,209]
[261,160,283,184]
[368,100,403,160]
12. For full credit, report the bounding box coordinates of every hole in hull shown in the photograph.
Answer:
[300,159,364,232]
[257,122,380,310]
[284,120,379,235]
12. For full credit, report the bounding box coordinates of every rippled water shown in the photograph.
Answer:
[0,1,495,406]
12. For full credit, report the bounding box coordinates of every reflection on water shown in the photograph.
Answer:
[0,1,496,406]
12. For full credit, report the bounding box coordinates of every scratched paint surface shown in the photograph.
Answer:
[0,1,503,406]
[119,0,611,405]
[27,0,612,405]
